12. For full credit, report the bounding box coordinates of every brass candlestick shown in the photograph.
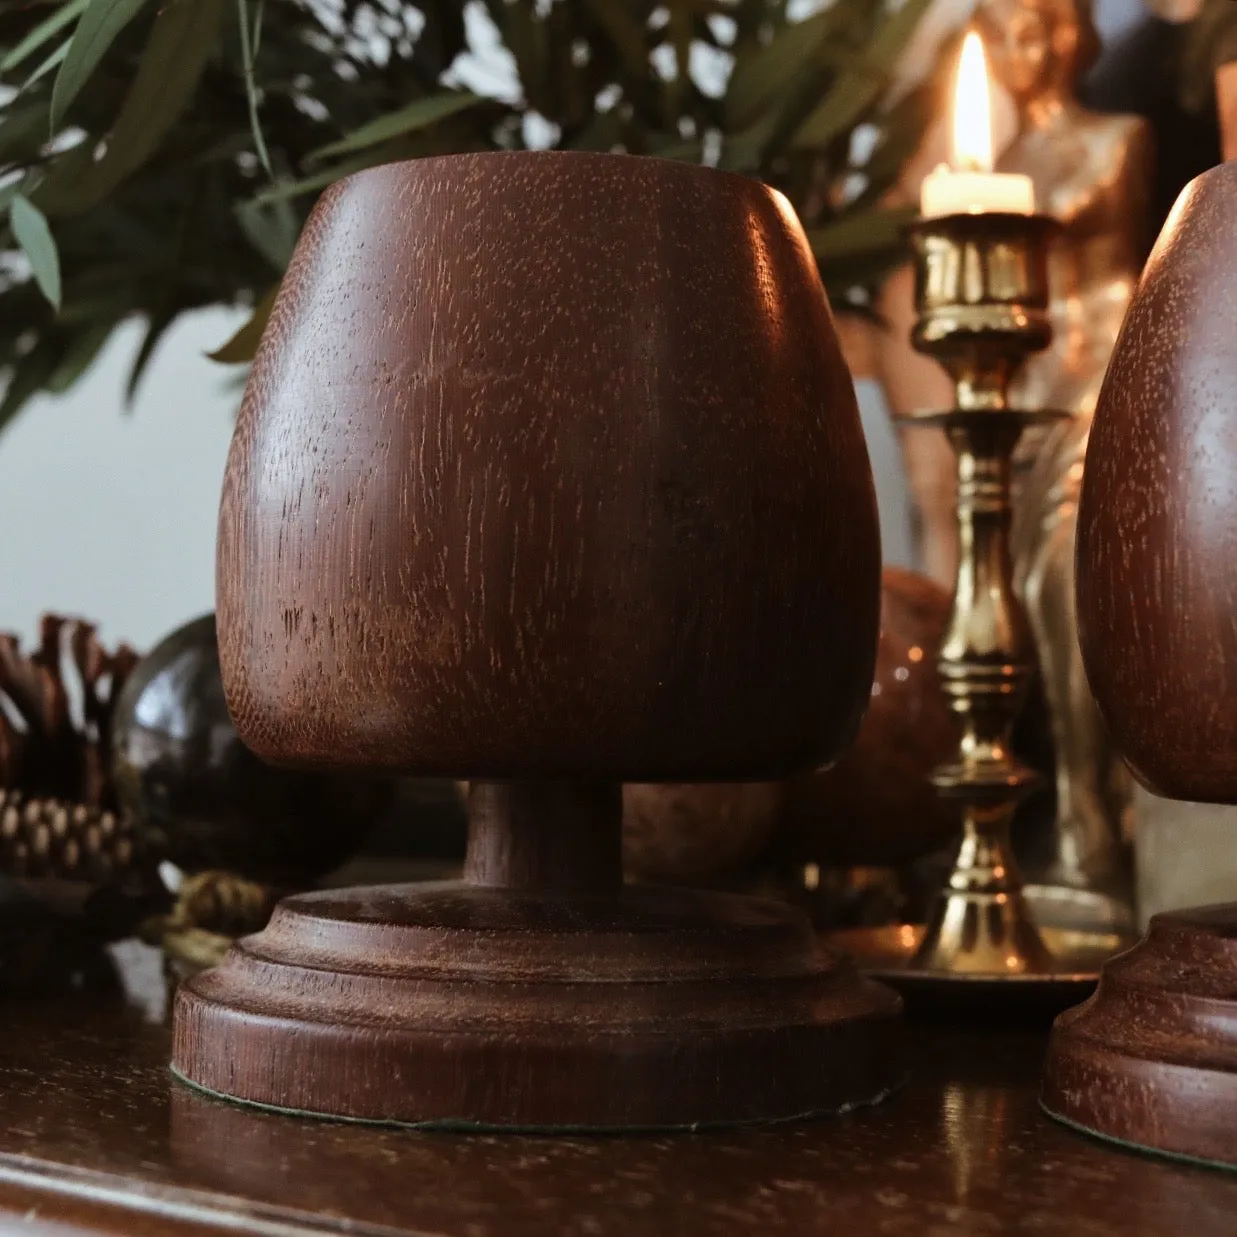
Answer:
[903,212,1057,976]
[832,212,1132,1006]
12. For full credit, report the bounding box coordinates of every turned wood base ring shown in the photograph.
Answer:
[171,881,904,1130]
[1041,904,1237,1169]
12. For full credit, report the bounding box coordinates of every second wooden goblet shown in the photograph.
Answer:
[1042,161,1237,1166]
[172,151,900,1129]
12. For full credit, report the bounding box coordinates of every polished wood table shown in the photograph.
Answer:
[0,942,1233,1236]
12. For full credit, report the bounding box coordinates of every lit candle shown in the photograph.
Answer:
[920,32,1035,218]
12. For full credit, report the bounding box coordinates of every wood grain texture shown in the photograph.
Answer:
[216,150,879,781]
[1077,159,1237,804]
[173,876,904,1129]
[462,780,622,892]
[8,980,1237,1236]
[194,151,891,1130]
[1043,904,1237,1166]
[1054,163,1237,1167]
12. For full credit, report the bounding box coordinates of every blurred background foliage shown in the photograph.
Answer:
[0,0,942,427]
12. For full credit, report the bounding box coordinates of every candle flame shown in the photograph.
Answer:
[952,31,993,173]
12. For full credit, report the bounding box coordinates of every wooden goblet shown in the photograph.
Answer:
[1042,161,1237,1167]
[172,151,902,1130]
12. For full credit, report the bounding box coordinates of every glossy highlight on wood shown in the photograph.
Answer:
[180,150,895,1129]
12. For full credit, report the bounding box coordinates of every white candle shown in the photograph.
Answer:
[920,32,1035,218]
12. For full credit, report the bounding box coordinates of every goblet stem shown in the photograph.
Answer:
[464,780,623,894]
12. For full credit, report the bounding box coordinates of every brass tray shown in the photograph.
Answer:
[828,923,1136,1018]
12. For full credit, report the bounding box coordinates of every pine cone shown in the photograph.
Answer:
[0,788,144,883]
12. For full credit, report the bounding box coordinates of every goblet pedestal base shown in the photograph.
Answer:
[1041,904,1237,1168]
[172,879,905,1131]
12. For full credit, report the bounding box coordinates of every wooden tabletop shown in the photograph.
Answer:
[1,942,1234,1237]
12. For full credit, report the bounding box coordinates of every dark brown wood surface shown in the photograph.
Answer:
[1063,160,1237,1167]
[172,871,904,1129]
[1044,904,1237,1167]
[199,150,891,1130]
[6,945,1237,1237]
[1078,158,1237,805]
[217,150,879,783]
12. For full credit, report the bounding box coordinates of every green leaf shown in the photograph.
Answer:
[790,0,933,150]
[207,284,278,364]
[0,107,48,161]
[51,0,152,131]
[583,0,650,81]
[0,0,90,73]
[726,8,848,132]
[37,0,226,217]
[126,309,173,403]
[237,0,273,179]
[805,205,915,263]
[491,0,549,113]
[566,108,626,152]
[0,342,60,434]
[22,39,70,92]
[662,6,693,124]
[46,320,115,394]
[717,108,782,172]
[235,198,298,271]
[0,181,25,217]
[9,194,61,308]
[248,152,386,207]
[304,92,483,166]
[645,131,705,161]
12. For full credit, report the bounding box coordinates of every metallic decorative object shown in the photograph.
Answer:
[833,922,1125,1015]
[977,0,1152,924]
[851,209,1132,999]
[899,210,1062,980]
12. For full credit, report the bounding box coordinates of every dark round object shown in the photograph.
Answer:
[112,614,390,886]
[622,781,785,887]
[177,151,895,1130]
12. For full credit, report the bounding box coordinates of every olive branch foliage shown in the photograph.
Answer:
[0,0,936,429]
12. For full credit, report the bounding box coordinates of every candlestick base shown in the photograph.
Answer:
[829,923,1126,1018]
